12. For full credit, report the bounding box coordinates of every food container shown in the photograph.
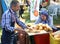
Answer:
[29,33,50,44]
[50,34,60,44]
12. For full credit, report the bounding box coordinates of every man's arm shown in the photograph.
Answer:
[16,16,27,29]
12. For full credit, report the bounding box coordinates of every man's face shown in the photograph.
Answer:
[13,3,20,11]
[41,15,47,20]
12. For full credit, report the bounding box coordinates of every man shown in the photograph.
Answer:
[1,0,28,44]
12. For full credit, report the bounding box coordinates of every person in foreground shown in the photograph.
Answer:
[1,0,28,44]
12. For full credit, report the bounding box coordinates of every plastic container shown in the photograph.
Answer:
[50,34,60,44]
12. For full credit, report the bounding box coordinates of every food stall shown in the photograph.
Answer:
[24,23,52,44]
[15,23,60,44]
[14,19,60,44]
[15,23,52,44]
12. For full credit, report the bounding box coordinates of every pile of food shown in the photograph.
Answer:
[51,31,60,40]
[25,23,52,33]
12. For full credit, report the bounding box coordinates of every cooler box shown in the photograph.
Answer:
[29,33,50,44]
[50,34,60,44]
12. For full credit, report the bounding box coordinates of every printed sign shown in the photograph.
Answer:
[30,0,40,20]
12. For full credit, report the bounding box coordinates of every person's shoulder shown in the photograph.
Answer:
[3,9,11,16]
[36,17,41,21]
[4,9,10,14]
[48,16,51,20]
[1,9,11,18]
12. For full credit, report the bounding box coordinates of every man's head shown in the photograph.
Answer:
[10,0,20,11]
[40,11,48,20]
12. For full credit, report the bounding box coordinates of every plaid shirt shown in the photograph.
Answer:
[1,8,27,32]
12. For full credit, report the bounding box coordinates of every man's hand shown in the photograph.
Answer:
[14,28,25,33]
[14,28,21,33]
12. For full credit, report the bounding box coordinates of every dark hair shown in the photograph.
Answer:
[10,0,19,7]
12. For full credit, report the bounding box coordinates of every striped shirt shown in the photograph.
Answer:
[1,8,27,32]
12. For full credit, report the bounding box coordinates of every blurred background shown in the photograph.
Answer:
[0,0,60,44]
